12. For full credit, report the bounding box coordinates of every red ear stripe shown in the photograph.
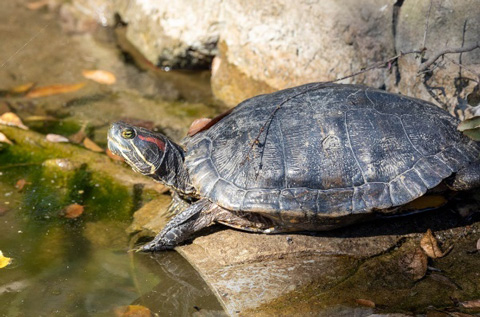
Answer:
[138,134,166,151]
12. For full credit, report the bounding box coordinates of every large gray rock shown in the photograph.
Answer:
[59,0,396,106]
[212,0,396,106]
[60,0,480,110]
[59,0,223,68]
[389,0,480,118]
[115,0,223,69]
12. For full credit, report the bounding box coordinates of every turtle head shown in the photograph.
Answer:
[108,121,168,176]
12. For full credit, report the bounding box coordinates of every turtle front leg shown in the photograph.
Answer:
[141,199,217,252]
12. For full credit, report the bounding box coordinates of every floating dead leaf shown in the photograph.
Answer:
[0,132,13,145]
[83,137,103,152]
[421,229,448,258]
[26,83,86,98]
[0,205,9,216]
[399,248,428,281]
[46,133,70,143]
[62,204,84,219]
[25,0,49,10]
[188,118,212,136]
[460,299,480,308]
[9,82,35,95]
[114,305,151,317]
[0,250,12,269]
[355,299,375,308]
[15,179,29,191]
[0,112,28,129]
[106,149,124,161]
[82,69,116,85]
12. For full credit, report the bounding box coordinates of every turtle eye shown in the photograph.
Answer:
[121,128,135,139]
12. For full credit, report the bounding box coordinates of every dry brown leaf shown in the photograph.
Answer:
[106,149,124,161]
[63,204,84,219]
[460,299,480,308]
[0,112,28,129]
[477,238,480,251]
[69,130,86,144]
[0,132,13,145]
[114,305,152,317]
[25,0,49,10]
[188,118,212,136]
[23,115,58,122]
[83,137,103,152]
[400,248,428,281]
[26,83,86,98]
[421,229,447,258]
[0,205,9,216]
[9,82,35,95]
[82,69,116,85]
[355,298,375,308]
[429,273,461,289]
[0,251,12,269]
[15,179,29,191]
[46,133,69,143]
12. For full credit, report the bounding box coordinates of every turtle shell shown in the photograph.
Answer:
[184,83,480,222]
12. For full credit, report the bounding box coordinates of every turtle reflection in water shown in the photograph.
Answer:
[107,83,480,252]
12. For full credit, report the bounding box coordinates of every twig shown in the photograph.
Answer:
[329,49,423,84]
[418,42,480,72]
[422,0,434,50]
[444,56,480,83]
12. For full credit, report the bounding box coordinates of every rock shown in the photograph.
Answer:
[127,195,173,244]
[175,229,401,315]
[115,0,222,69]
[61,0,480,110]
[389,0,480,118]
[61,0,395,106]
[213,0,395,106]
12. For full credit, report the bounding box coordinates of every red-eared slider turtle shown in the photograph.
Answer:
[107,83,480,251]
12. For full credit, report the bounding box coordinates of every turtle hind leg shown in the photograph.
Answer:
[446,160,480,191]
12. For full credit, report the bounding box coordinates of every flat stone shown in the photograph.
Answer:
[176,229,401,315]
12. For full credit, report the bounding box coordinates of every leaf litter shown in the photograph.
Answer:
[46,133,70,143]
[399,248,428,281]
[83,137,103,152]
[82,69,116,85]
[0,251,12,269]
[0,112,28,129]
[15,179,30,191]
[420,229,451,258]
[62,204,84,219]
[0,132,13,144]
[26,83,86,98]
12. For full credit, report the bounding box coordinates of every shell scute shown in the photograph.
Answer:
[184,83,480,219]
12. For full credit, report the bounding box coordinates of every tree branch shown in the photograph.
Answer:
[418,42,480,72]
[329,49,423,84]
